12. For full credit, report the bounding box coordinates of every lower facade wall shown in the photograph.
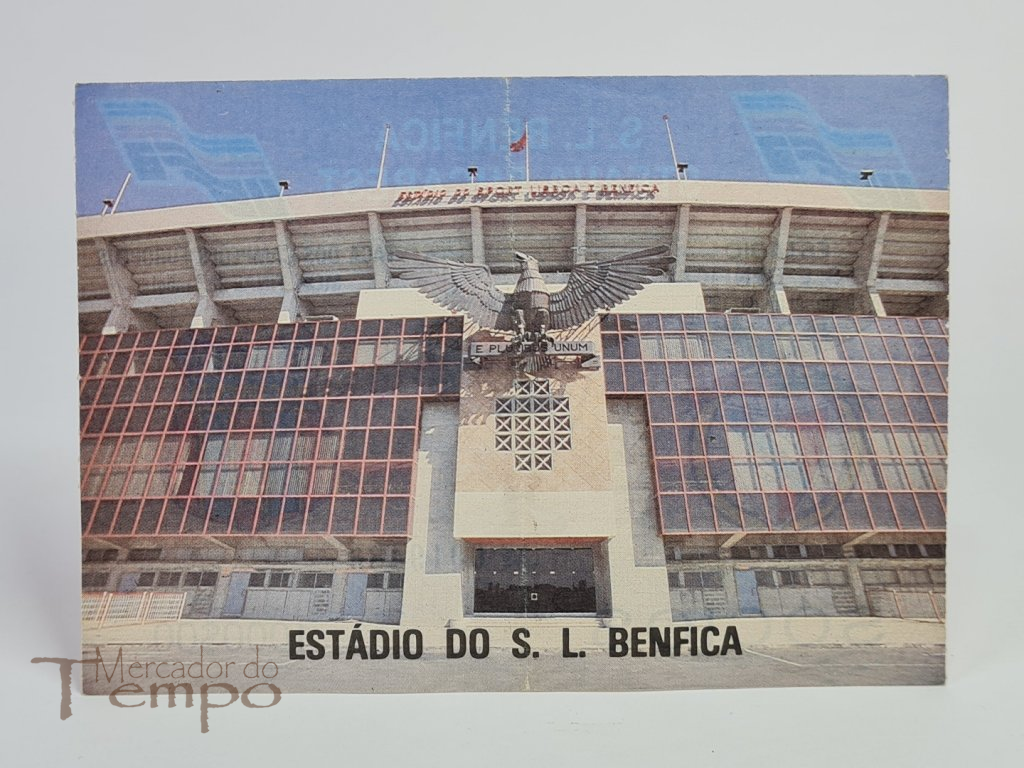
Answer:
[83,550,945,624]
[666,557,945,621]
[82,555,407,624]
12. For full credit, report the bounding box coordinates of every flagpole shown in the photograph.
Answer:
[111,172,132,213]
[663,115,681,180]
[525,121,530,182]
[376,123,391,189]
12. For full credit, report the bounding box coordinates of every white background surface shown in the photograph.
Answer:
[1,1,1021,764]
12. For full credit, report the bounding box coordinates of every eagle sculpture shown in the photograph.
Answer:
[390,246,673,339]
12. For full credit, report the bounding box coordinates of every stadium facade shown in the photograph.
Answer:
[78,180,948,626]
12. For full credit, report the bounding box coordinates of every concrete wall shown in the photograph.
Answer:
[400,402,466,625]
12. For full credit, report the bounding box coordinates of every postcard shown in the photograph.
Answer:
[74,76,948,699]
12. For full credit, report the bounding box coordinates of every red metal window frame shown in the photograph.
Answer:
[79,317,462,539]
[601,313,948,535]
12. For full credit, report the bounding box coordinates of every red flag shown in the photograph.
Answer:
[510,130,527,152]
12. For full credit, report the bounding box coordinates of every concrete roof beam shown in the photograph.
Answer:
[470,206,486,265]
[854,212,890,316]
[671,204,691,281]
[573,204,587,265]
[762,207,792,313]
[185,228,237,329]
[275,220,312,324]
[367,212,391,288]
[96,237,157,334]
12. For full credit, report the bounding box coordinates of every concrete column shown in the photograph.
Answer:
[470,206,485,265]
[867,292,888,317]
[367,212,391,289]
[573,204,587,265]
[721,532,747,550]
[400,403,465,625]
[274,220,311,324]
[720,561,741,618]
[844,560,871,616]
[96,237,155,334]
[330,573,349,618]
[605,403,672,624]
[671,204,691,281]
[767,287,791,314]
[209,567,240,618]
[185,228,236,328]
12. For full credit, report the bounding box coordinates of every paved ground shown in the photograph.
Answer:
[81,616,945,693]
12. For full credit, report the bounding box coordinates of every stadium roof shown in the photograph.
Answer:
[77,179,949,333]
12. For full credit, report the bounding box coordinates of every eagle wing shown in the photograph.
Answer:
[548,246,673,329]
[389,250,516,330]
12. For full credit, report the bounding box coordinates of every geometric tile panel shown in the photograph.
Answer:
[494,379,572,471]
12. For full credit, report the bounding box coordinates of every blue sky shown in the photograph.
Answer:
[75,76,948,214]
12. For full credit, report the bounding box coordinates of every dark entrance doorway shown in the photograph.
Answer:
[473,548,596,614]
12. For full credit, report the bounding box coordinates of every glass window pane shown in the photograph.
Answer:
[861,395,887,422]
[757,459,785,490]
[355,340,376,365]
[798,336,821,360]
[640,334,665,359]
[714,494,742,530]
[841,493,871,528]
[681,460,709,491]
[831,458,858,490]
[726,426,753,456]
[751,426,777,456]
[765,494,794,530]
[269,343,290,367]
[783,363,809,391]
[713,362,740,390]
[376,339,400,365]
[855,459,885,490]
[239,467,264,495]
[215,466,239,495]
[760,363,785,390]
[904,460,934,490]
[766,423,795,455]
[782,460,811,490]
[739,494,769,529]
[767,394,794,422]
[841,336,866,361]
[845,425,872,455]
[657,461,683,493]
[754,335,779,360]
[677,426,702,455]
[653,426,678,456]
[823,425,850,455]
[710,334,733,358]
[805,459,834,490]
[867,494,897,528]
[732,460,759,491]
[271,432,294,460]
[687,495,715,531]
[819,336,842,361]
[814,394,841,421]
[792,493,820,530]
[777,336,800,360]
[879,460,909,490]
[708,460,735,491]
